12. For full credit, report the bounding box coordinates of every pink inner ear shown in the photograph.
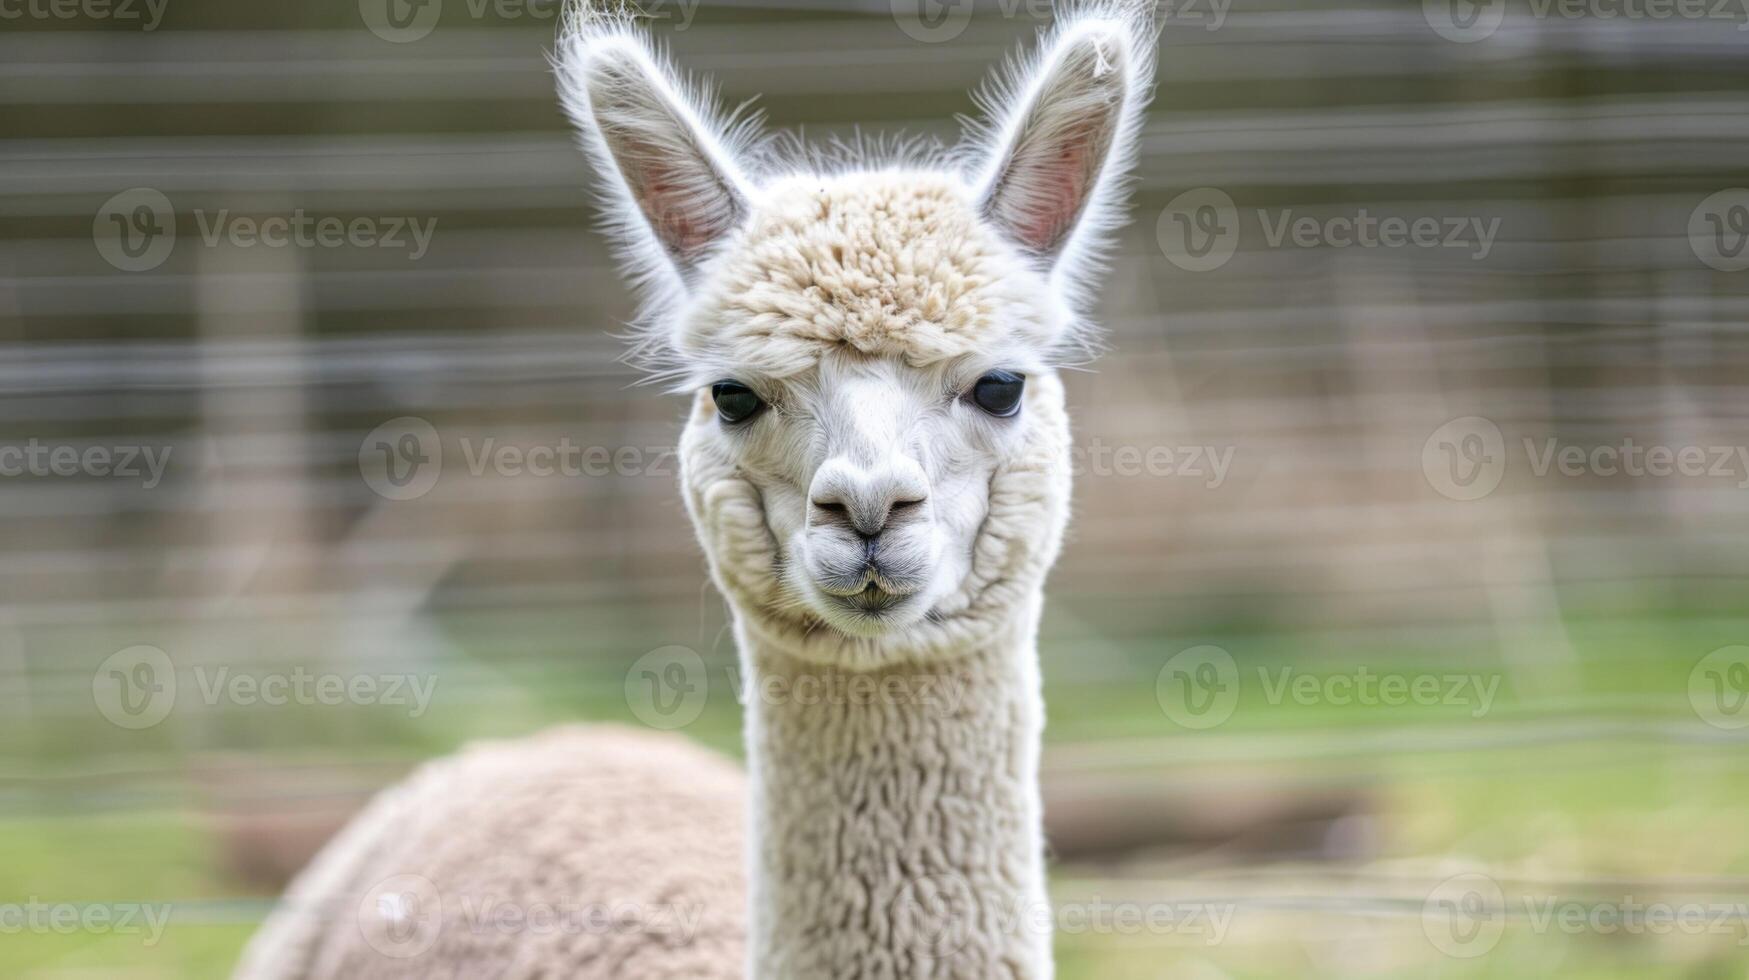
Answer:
[641,164,711,258]
[1010,115,1106,255]
[1013,120,1102,253]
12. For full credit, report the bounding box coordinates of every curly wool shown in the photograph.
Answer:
[679,172,1059,383]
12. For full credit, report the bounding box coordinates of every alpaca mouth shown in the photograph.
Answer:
[844,583,898,612]
[802,550,937,636]
[821,583,924,634]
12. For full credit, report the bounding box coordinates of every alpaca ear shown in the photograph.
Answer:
[558,32,751,278]
[976,19,1146,261]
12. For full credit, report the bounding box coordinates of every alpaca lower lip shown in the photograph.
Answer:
[844,584,898,612]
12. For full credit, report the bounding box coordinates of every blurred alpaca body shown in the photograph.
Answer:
[231,726,745,979]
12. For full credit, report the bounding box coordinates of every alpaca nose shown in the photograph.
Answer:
[808,457,929,539]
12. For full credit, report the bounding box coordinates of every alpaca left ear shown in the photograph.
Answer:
[556,28,752,280]
[977,18,1148,262]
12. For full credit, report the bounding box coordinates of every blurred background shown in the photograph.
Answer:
[3,0,1748,976]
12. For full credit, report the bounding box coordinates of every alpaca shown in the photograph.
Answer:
[230,725,747,978]
[235,3,1156,977]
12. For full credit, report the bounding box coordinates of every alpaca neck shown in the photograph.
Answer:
[738,594,1051,979]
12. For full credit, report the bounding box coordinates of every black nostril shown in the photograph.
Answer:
[812,500,848,517]
[887,498,925,524]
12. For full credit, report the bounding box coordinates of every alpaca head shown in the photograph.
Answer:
[558,4,1155,668]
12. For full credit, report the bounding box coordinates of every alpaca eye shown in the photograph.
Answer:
[969,371,1025,417]
[711,380,764,424]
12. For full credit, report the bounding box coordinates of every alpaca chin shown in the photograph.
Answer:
[810,590,932,639]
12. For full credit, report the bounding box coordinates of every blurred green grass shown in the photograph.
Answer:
[3,609,1746,977]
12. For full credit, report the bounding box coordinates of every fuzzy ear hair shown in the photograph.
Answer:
[556,27,752,279]
[976,15,1151,262]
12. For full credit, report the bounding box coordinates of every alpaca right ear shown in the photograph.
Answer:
[974,14,1152,264]
[557,31,751,279]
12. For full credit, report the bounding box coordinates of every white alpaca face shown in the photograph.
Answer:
[686,346,1050,638]
[558,8,1151,656]
[672,172,1070,639]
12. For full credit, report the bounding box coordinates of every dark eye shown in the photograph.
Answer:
[711,380,764,424]
[969,370,1025,417]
